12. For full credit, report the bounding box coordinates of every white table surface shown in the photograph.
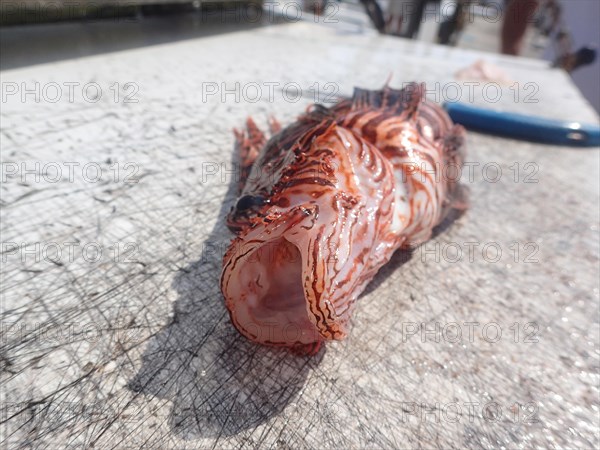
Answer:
[1,19,599,449]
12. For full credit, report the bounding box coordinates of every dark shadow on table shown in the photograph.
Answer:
[127,143,326,439]
[128,128,466,439]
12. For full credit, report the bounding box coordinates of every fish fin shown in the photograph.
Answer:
[383,72,394,88]
[299,103,337,124]
[350,82,425,120]
[290,341,323,356]
[432,124,469,240]
[451,184,470,211]
[442,124,467,169]
[443,124,469,211]
[268,115,282,134]
[290,119,338,153]
[233,117,267,193]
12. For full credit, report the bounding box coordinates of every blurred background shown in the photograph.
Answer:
[1,0,599,111]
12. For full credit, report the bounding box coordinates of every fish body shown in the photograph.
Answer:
[220,83,466,353]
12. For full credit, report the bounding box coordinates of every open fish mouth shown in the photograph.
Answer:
[225,237,320,345]
[221,206,329,347]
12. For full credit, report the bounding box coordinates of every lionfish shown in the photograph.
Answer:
[220,83,466,354]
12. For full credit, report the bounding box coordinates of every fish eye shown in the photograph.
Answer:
[236,195,265,211]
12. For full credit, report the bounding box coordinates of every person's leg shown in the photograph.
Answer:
[437,0,460,45]
[501,0,540,55]
[406,0,427,38]
[385,0,410,36]
[360,0,386,33]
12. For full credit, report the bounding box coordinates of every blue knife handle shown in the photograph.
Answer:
[444,102,600,147]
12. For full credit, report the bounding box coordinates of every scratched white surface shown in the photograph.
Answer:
[1,21,599,449]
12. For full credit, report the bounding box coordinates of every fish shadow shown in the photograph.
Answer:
[128,152,325,439]
[128,142,465,439]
